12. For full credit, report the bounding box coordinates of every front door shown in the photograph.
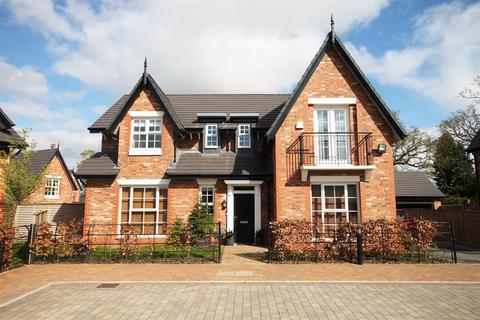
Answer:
[234,194,255,244]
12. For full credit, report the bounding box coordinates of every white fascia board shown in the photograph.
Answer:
[308,97,356,105]
[310,176,360,183]
[117,179,170,186]
[224,180,263,186]
[128,111,164,117]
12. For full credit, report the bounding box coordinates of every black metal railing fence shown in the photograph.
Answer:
[267,220,456,264]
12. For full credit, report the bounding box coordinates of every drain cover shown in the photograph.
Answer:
[216,271,254,276]
[97,283,119,288]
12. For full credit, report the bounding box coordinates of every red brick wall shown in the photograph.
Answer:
[273,47,397,222]
[27,154,78,204]
[83,178,118,233]
[0,157,6,223]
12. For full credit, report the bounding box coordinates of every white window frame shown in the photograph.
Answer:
[129,111,163,156]
[118,186,168,237]
[311,183,360,234]
[44,176,61,199]
[313,107,351,165]
[237,124,251,149]
[199,185,215,215]
[204,124,218,149]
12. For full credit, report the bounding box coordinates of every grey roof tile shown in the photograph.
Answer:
[167,152,271,176]
[395,171,444,198]
[0,107,24,144]
[15,148,57,175]
[89,93,288,131]
[76,153,120,176]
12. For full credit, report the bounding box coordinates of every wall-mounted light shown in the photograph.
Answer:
[221,200,227,210]
[295,121,304,130]
[377,143,387,154]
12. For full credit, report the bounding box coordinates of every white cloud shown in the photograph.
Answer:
[0,58,49,98]
[1,100,98,167]
[1,0,392,167]
[346,1,480,110]
[3,0,390,93]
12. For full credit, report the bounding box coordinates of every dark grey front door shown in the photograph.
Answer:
[234,194,255,244]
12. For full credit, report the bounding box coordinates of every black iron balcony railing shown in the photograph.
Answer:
[288,132,373,167]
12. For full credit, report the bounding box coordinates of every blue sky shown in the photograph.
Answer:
[0,0,479,166]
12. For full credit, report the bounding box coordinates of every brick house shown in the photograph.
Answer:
[77,29,406,244]
[0,107,24,223]
[17,145,81,205]
[12,145,82,228]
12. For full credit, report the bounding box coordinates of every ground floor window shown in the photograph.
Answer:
[120,187,167,235]
[311,183,359,235]
[200,186,214,214]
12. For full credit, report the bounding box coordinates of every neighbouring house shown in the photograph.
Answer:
[13,145,83,228]
[467,130,480,195]
[0,107,24,223]
[77,27,406,244]
[395,171,444,210]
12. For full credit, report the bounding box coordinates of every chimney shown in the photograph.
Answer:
[50,144,57,150]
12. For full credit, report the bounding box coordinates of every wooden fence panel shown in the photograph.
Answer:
[409,208,480,247]
[14,204,84,238]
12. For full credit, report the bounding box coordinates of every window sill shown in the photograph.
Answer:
[44,196,60,199]
[129,149,162,156]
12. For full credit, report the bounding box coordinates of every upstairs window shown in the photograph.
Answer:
[200,186,214,214]
[129,111,163,156]
[204,124,218,148]
[45,177,60,198]
[237,124,251,148]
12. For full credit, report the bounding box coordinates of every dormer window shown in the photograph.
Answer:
[129,111,163,156]
[204,124,218,149]
[237,124,251,149]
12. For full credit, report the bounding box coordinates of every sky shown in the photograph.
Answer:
[0,0,479,167]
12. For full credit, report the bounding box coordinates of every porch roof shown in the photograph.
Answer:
[166,152,272,177]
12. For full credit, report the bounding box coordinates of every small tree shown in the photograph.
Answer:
[0,130,45,226]
[188,203,215,242]
[433,132,476,204]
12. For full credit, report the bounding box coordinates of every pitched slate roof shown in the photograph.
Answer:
[89,74,184,134]
[14,148,78,190]
[394,171,444,198]
[166,152,272,177]
[90,94,288,131]
[266,32,407,141]
[0,107,24,145]
[167,94,288,129]
[75,153,120,176]
[467,129,480,152]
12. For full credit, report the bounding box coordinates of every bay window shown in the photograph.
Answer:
[311,184,359,236]
[120,187,168,235]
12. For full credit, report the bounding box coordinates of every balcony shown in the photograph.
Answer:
[287,132,375,181]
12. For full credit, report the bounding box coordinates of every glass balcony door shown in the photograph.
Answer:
[314,108,350,165]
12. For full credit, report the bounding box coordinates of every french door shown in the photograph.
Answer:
[314,108,350,165]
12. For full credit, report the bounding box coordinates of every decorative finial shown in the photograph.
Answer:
[330,13,335,43]
[143,57,148,85]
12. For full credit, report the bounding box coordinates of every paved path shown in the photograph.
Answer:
[1,282,479,319]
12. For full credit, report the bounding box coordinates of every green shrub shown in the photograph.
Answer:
[188,203,215,241]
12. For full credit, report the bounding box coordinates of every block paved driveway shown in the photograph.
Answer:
[1,282,479,320]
